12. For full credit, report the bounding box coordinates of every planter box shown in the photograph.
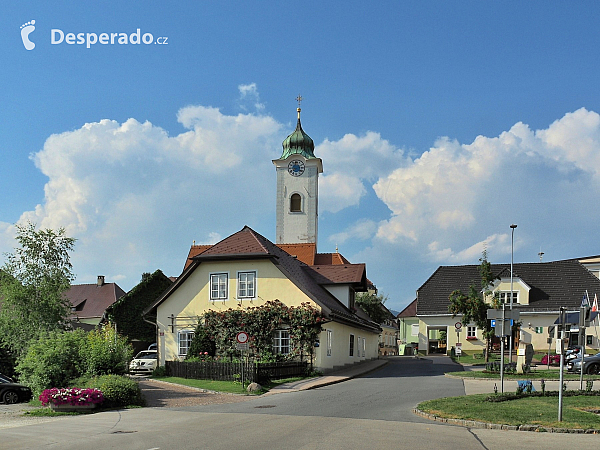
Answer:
[50,403,97,412]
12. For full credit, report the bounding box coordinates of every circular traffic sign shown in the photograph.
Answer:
[455,322,462,330]
[236,332,249,344]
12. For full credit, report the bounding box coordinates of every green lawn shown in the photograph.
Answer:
[418,394,600,430]
[446,370,600,381]
[151,376,306,394]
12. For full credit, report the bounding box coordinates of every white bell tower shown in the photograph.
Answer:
[273,99,323,245]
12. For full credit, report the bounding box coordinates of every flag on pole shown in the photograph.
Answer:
[593,294,598,312]
[581,291,591,308]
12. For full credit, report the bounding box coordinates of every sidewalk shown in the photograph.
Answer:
[265,358,389,395]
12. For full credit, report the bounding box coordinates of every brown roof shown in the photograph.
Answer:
[314,252,352,265]
[308,264,367,287]
[65,282,126,320]
[398,299,417,318]
[184,243,353,269]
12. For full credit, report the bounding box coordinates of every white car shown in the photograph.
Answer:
[129,350,157,374]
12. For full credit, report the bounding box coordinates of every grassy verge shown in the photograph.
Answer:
[151,376,307,394]
[446,370,600,380]
[418,393,600,430]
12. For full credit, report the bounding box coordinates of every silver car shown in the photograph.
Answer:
[566,351,600,374]
[129,350,158,374]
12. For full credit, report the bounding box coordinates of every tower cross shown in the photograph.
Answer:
[296,95,303,108]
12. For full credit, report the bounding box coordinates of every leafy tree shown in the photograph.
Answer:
[355,291,390,324]
[448,250,499,361]
[0,222,76,355]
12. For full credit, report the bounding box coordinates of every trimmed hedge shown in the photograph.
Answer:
[83,375,144,408]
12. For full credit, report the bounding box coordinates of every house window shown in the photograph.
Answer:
[467,326,477,339]
[178,330,195,356]
[499,291,519,304]
[411,324,419,336]
[273,329,290,355]
[237,271,256,298]
[349,334,355,356]
[587,335,593,345]
[326,330,332,356]
[290,193,302,212]
[362,338,366,357]
[210,273,228,300]
[349,289,355,311]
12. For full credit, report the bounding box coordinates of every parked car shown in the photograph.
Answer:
[0,373,32,404]
[566,351,600,374]
[129,350,158,374]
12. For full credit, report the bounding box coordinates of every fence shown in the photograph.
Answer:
[165,360,308,384]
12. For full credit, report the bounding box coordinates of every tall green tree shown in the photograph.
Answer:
[448,250,499,361]
[356,291,390,324]
[0,222,76,355]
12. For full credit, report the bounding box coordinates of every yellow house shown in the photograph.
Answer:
[143,226,381,372]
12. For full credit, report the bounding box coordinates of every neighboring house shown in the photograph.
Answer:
[143,226,381,373]
[397,299,419,355]
[414,259,600,354]
[65,276,126,326]
[104,270,173,353]
[379,304,399,356]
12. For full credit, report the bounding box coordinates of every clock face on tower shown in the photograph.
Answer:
[288,160,305,177]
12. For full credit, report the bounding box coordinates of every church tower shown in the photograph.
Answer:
[273,101,323,246]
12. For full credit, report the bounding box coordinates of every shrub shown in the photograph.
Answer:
[16,325,133,395]
[80,325,132,375]
[187,324,216,359]
[16,329,87,395]
[83,375,144,408]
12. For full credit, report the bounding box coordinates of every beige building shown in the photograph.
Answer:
[143,226,381,372]
[411,259,600,355]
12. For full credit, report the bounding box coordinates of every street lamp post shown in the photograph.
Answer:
[509,224,517,365]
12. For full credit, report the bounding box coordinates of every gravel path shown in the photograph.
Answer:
[138,379,253,408]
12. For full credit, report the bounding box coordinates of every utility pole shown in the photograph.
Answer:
[509,224,517,366]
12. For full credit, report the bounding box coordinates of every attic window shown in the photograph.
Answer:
[499,291,519,305]
[290,193,302,212]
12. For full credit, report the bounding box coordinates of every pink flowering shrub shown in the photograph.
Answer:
[39,388,104,406]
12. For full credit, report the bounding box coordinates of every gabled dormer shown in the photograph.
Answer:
[489,268,532,305]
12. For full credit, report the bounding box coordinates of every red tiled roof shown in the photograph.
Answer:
[65,282,126,320]
[184,245,212,270]
[276,243,316,265]
[314,252,351,265]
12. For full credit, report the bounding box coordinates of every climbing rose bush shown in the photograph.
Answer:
[39,388,104,406]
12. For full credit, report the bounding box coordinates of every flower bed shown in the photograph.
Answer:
[39,388,104,407]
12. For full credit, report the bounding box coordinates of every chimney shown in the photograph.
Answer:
[97,275,105,287]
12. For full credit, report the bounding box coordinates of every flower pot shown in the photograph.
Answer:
[50,403,97,412]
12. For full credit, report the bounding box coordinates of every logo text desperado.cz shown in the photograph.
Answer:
[51,29,167,48]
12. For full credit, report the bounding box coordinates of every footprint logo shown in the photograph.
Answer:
[20,20,36,50]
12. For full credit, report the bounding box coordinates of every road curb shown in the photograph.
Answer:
[413,408,600,434]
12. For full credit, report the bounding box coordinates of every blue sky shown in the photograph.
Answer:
[2,2,600,311]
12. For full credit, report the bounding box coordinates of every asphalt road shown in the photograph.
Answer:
[3,356,600,450]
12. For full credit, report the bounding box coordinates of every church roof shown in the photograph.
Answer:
[279,108,316,160]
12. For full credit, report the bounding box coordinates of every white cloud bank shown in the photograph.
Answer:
[2,100,599,296]
[0,103,282,288]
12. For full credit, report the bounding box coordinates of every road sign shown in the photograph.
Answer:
[454,322,462,331]
[487,308,520,320]
[236,332,249,344]
[456,342,462,355]
[236,342,249,350]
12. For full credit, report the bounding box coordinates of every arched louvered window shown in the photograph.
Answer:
[290,193,302,212]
